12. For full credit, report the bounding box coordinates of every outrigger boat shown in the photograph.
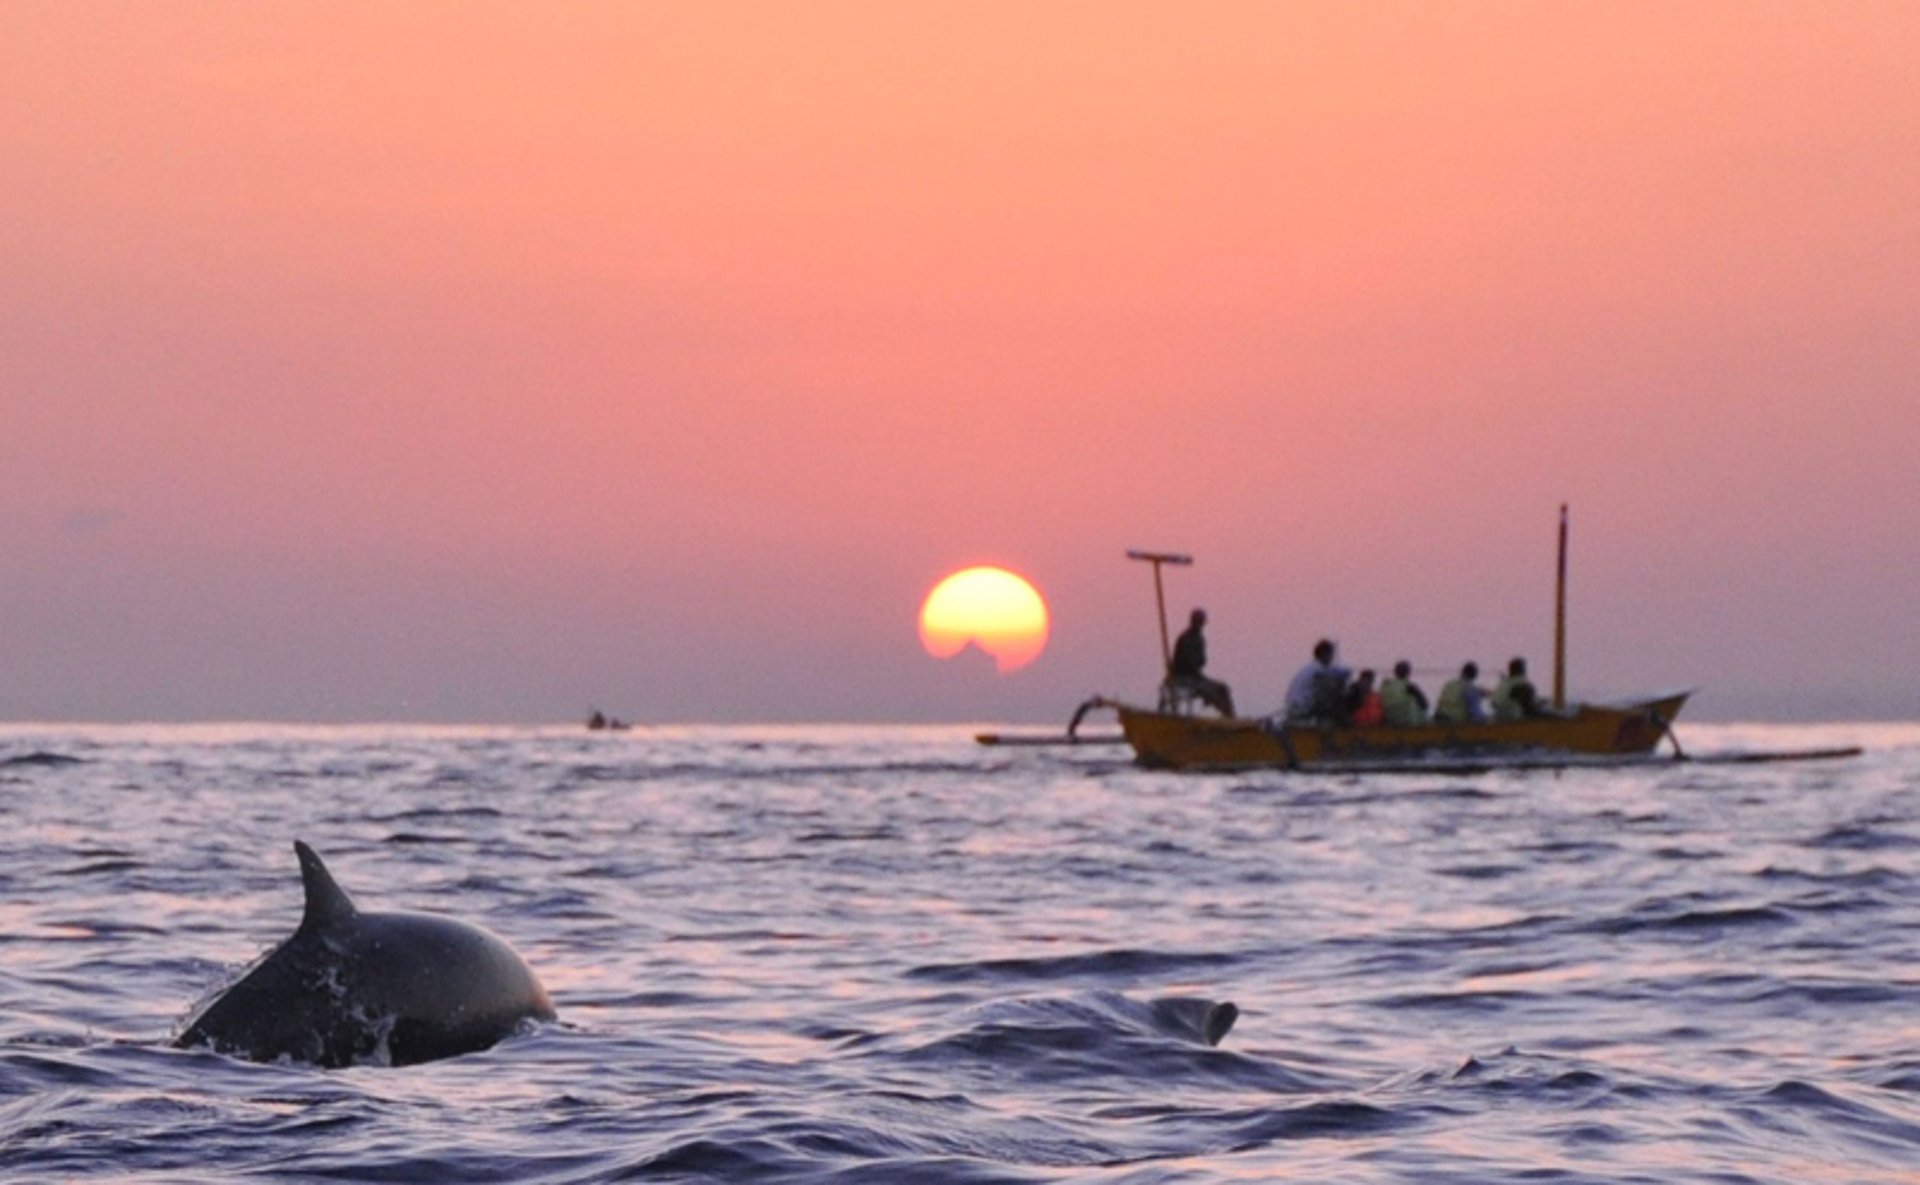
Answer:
[1053,508,1856,772]
[1106,690,1690,772]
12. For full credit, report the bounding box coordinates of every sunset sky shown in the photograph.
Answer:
[4,2,1917,724]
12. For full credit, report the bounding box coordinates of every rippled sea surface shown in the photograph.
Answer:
[3,722,1918,1182]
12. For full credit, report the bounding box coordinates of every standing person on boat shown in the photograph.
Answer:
[1491,656,1549,720]
[1434,662,1491,724]
[1379,660,1430,726]
[1168,609,1236,717]
[1284,639,1352,723]
[1347,669,1384,726]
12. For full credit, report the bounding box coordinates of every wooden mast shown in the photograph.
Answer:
[1553,504,1569,710]
[1126,550,1193,673]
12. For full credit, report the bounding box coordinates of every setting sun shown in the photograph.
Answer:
[918,567,1050,674]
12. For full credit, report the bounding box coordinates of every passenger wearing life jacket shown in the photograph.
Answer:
[1379,660,1430,726]
[1491,656,1548,721]
[1434,661,1490,724]
[1346,669,1384,726]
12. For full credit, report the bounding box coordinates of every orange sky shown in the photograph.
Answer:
[3,2,1917,722]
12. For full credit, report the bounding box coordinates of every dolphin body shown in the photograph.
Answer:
[175,841,555,1068]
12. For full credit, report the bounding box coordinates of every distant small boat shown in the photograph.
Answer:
[586,710,632,732]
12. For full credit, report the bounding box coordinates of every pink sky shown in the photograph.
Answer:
[3,2,1917,723]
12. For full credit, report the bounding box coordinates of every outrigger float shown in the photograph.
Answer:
[979,508,1860,772]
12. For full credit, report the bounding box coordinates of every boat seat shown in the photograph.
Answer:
[1158,677,1204,715]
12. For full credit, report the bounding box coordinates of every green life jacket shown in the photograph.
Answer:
[1492,673,1540,722]
[1379,678,1426,727]
[1491,674,1525,722]
[1435,678,1475,723]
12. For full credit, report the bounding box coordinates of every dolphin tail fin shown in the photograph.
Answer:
[294,840,358,932]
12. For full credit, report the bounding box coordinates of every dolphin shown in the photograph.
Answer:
[175,840,555,1068]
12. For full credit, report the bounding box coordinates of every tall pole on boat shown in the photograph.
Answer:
[1553,504,1569,711]
[1126,550,1193,673]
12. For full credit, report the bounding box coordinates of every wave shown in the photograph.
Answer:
[907,948,1244,985]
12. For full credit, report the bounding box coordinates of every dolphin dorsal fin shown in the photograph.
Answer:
[294,840,358,932]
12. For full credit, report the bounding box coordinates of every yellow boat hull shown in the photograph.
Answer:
[1116,693,1690,771]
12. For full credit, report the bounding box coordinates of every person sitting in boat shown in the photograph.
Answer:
[1346,669,1384,726]
[1284,638,1352,723]
[1434,661,1491,724]
[1169,609,1236,715]
[1491,656,1550,720]
[1379,660,1430,726]
[1167,608,1235,716]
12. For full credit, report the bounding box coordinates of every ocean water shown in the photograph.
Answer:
[2,721,1917,1182]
